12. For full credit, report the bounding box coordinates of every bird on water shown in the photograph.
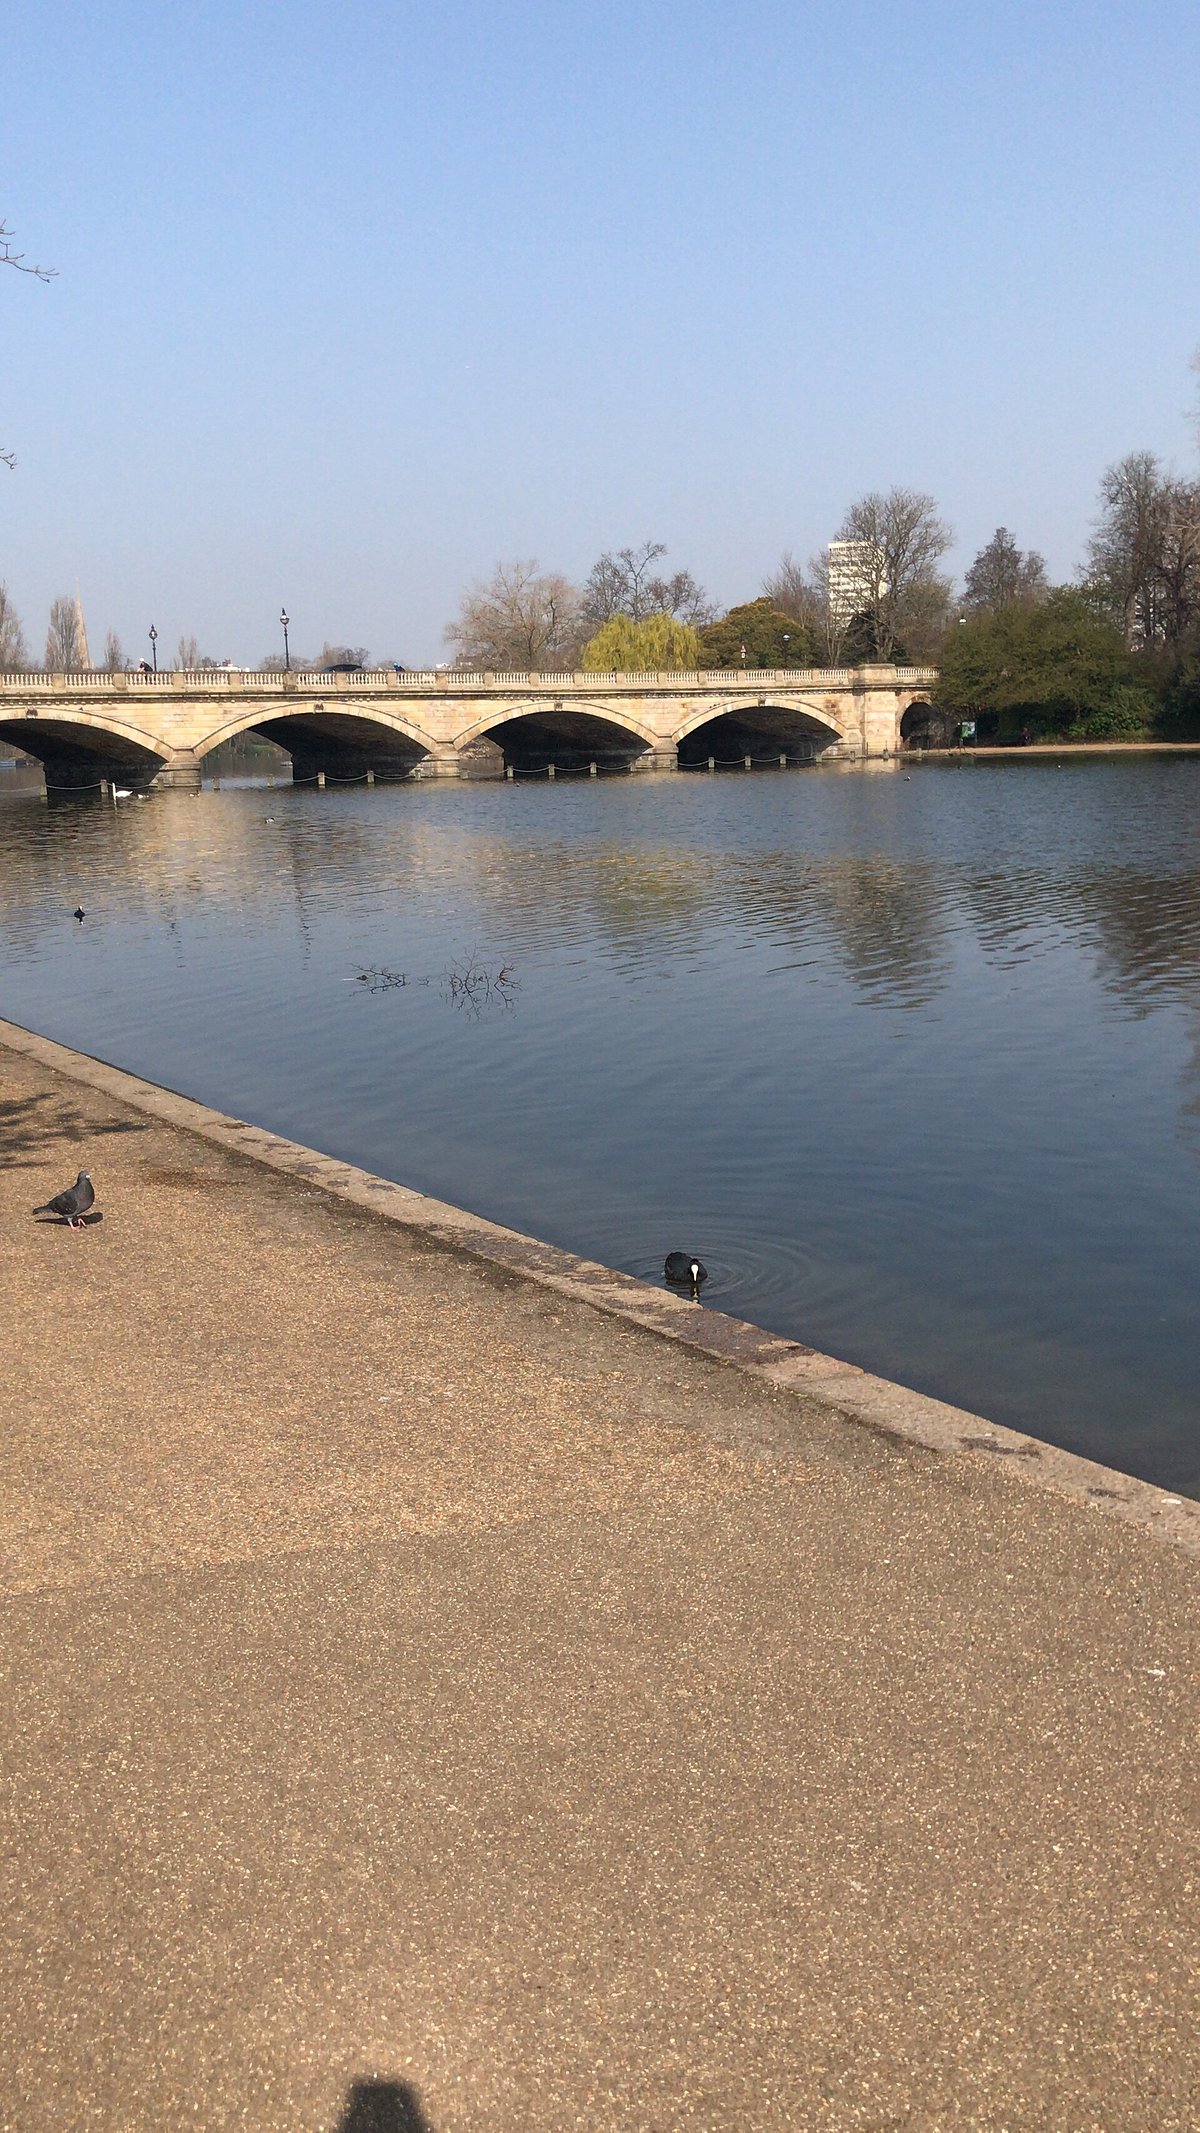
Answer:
[33,1170,96,1230]
[73,906,85,922]
[664,1251,707,1294]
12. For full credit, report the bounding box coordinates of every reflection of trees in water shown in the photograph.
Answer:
[10,782,1200,1027]
[1177,1022,1200,1153]
[951,860,1200,1009]
[954,853,1200,1146]
[1074,869,1200,1014]
[728,852,954,1005]
[367,833,960,1006]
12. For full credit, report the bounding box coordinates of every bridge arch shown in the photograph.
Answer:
[673,696,845,765]
[453,697,658,771]
[0,707,167,790]
[195,699,438,780]
[899,697,950,748]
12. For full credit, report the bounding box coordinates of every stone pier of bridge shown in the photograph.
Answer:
[0,663,937,792]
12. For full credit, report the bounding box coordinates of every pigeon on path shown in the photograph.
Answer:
[33,1170,96,1229]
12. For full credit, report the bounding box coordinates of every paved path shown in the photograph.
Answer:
[2,1039,1197,2131]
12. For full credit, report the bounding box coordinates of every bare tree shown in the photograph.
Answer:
[1087,453,1164,648]
[1086,453,1200,650]
[2,220,55,470]
[1154,482,1200,648]
[962,528,1049,614]
[761,552,812,620]
[580,541,712,630]
[0,580,30,669]
[445,559,581,670]
[44,595,89,672]
[317,641,368,668]
[761,552,842,656]
[102,630,126,671]
[833,489,954,660]
[762,549,867,662]
[176,634,202,669]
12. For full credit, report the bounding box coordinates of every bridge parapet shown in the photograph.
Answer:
[0,664,939,695]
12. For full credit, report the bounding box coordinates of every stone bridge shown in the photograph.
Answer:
[0,664,937,790]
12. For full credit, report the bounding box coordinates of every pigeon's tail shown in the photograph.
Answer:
[32,1199,55,1215]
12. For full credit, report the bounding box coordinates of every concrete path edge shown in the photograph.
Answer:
[4,1013,1196,1559]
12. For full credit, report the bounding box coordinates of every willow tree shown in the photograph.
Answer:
[581,612,701,672]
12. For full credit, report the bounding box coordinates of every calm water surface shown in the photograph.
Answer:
[3,757,1200,1494]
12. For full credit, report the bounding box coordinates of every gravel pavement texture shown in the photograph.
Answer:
[2,1039,1197,2132]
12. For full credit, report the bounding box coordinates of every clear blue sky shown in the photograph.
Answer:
[3,0,1198,665]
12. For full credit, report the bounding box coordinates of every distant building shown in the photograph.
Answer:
[827,540,885,629]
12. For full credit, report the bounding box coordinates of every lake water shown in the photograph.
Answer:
[3,756,1199,1495]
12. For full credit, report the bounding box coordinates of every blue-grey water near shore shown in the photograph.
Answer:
[3,755,1199,1494]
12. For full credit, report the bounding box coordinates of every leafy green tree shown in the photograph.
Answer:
[698,598,813,669]
[581,612,702,671]
[1158,651,1200,735]
[936,589,1147,737]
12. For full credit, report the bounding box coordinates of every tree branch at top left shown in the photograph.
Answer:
[1,220,56,281]
[3,220,56,468]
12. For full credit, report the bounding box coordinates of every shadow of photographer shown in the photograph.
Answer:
[334,2078,434,2132]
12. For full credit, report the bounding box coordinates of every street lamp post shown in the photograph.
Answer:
[148,625,157,674]
[280,608,290,671]
[782,631,790,669]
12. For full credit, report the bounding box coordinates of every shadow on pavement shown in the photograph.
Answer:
[1,1090,149,1169]
[334,2079,435,2132]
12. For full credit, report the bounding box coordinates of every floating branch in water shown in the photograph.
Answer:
[352,956,518,1010]
[445,952,519,1013]
[354,965,424,992]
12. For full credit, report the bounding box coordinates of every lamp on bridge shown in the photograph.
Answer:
[148,625,157,674]
[782,632,790,669]
[280,608,290,671]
